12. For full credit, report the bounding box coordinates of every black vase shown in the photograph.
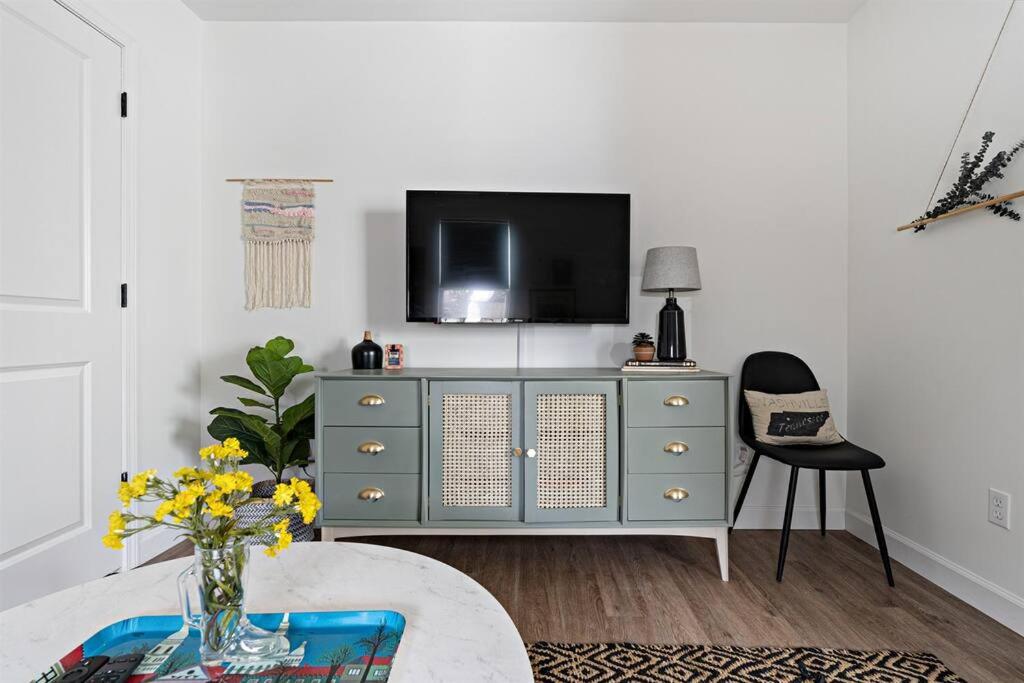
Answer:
[656,297,687,361]
[351,330,383,369]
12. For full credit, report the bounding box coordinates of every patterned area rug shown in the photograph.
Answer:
[527,642,966,682]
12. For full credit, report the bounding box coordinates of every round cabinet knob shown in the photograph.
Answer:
[512,447,523,457]
[358,487,385,502]
[526,448,537,458]
[357,441,385,455]
[664,441,690,454]
[358,394,386,406]
[663,395,689,407]
[663,487,690,502]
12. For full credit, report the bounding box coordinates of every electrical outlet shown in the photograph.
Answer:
[988,489,1011,530]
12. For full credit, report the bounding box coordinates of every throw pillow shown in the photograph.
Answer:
[743,389,844,446]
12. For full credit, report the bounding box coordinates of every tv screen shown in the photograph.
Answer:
[406,191,630,324]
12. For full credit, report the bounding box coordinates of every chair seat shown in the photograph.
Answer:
[745,438,886,470]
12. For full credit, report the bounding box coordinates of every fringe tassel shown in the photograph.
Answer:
[244,238,311,310]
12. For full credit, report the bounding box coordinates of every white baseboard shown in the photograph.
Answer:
[733,505,846,530]
[132,526,184,568]
[846,510,1024,636]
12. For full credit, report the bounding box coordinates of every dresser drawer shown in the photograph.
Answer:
[627,473,725,521]
[323,473,420,521]
[322,427,420,474]
[322,380,420,427]
[627,427,725,474]
[626,380,725,427]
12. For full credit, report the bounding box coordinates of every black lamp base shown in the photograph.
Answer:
[657,296,687,361]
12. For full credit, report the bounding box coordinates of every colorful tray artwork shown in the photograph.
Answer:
[34,610,406,683]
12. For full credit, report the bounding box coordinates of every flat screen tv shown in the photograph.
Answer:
[406,191,630,324]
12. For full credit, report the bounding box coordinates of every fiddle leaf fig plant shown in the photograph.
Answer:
[208,336,315,485]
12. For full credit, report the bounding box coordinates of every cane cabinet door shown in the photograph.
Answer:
[524,381,619,523]
[428,381,522,522]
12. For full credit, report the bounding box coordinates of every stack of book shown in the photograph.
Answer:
[621,359,700,373]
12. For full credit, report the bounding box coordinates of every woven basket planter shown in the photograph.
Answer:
[237,479,316,546]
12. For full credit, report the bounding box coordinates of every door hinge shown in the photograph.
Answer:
[120,91,128,118]
[120,471,129,483]
[120,283,128,308]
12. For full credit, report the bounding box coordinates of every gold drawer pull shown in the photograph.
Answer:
[664,487,690,502]
[664,395,689,407]
[358,487,385,502]
[512,447,523,457]
[357,441,385,455]
[664,441,689,454]
[358,394,386,406]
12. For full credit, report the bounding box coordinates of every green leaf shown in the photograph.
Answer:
[220,374,268,396]
[280,393,315,437]
[264,336,295,357]
[209,407,267,422]
[238,397,274,409]
[208,415,270,467]
[245,347,296,399]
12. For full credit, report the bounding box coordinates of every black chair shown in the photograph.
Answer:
[731,351,894,586]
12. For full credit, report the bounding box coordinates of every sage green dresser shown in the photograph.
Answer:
[316,368,732,580]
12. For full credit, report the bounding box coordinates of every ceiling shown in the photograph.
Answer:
[181,0,867,23]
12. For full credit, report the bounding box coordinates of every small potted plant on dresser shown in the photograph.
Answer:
[632,332,656,361]
[207,336,317,543]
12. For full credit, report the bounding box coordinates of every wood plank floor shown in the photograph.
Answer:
[147,530,1024,681]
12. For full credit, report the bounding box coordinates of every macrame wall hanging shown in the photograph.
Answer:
[228,178,332,309]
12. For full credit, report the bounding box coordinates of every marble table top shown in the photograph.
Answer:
[0,542,532,682]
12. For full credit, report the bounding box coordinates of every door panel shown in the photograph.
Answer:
[525,381,619,523]
[428,382,522,522]
[0,0,123,609]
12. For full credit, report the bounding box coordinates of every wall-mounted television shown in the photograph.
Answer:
[406,190,630,324]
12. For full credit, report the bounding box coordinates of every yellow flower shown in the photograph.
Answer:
[174,466,212,483]
[264,518,292,557]
[272,483,296,507]
[170,482,206,519]
[289,478,322,524]
[212,472,240,494]
[102,533,124,550]
[199,439,248,461]
[103,511,126,550]
[205,494,234,518]
[108,510,127,533]
[153,500,175,522]
[212,470,254,495]
[118,469,156,507]
[233,470,254,492]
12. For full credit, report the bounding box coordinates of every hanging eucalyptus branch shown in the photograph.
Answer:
[911,131,1024,232]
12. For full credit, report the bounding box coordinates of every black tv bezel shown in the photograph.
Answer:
[405,190,630,325]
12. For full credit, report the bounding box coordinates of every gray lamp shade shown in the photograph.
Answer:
[641,246,702,292]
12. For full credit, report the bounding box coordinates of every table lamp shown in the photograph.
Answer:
[641,246,702,361]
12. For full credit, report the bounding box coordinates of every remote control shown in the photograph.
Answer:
[57,656,109,683]
[88,653,145,683]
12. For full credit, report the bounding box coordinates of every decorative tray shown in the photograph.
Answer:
[35,610,406,682]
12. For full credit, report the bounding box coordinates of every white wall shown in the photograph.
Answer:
[85,0,204,562]
[847,0,1024,632]
[201,21,849,524]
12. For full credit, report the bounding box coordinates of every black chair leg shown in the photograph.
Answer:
[729,452,761,534]
[818,469,827,536]
[861,470,895,587]
[777,466,800,582]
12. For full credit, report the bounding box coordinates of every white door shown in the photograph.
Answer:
[0,0,124,609]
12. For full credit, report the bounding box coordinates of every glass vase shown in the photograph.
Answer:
[177,543,290,674]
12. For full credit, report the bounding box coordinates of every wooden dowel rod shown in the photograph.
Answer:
[225,178,334,183]
[896,189,1024,232]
